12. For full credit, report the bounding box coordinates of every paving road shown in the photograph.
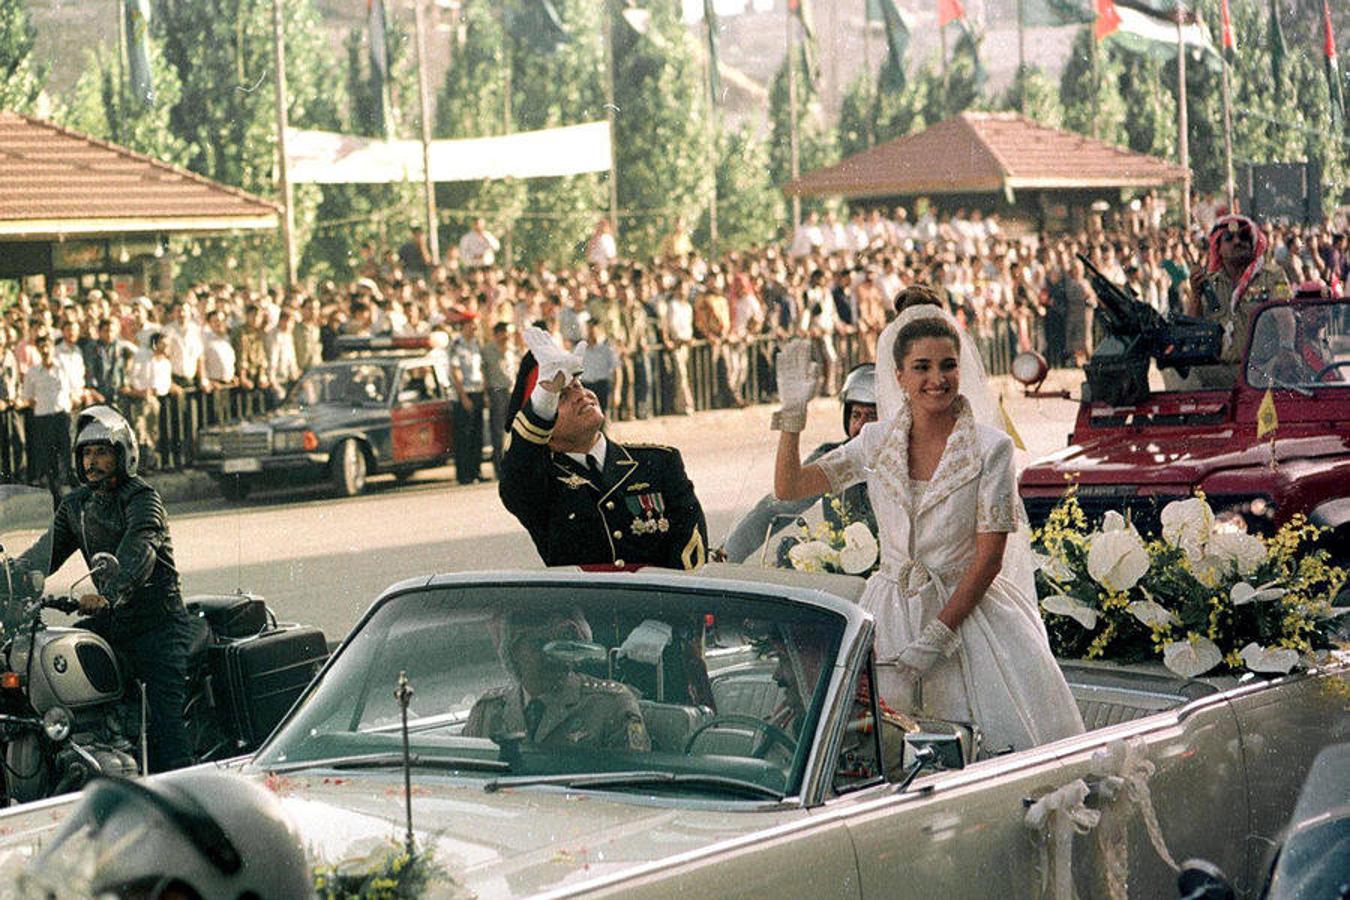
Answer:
[34,372,1084,642]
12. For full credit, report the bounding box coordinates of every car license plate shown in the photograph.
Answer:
[222,458,262,474]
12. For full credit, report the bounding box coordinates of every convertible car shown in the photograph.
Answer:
[0,565,1344,899]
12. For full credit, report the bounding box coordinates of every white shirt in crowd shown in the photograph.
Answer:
[203,331,236,382]
[665,295,694,343]
[458,228,501,268]
[586,231,618,268]
[846,219,871,254]
[20,363,73,416]
[268,327,301,386]
[788,221,823,259]
[821,217,849,255]
[163,321,204,381]
[128,349,173,397]
[53,341,86,399]
[731,292,764,338]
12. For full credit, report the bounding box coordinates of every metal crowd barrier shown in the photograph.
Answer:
[0,323,1021,481]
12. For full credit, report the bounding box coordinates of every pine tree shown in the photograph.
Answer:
[1002,66,1062,127]
[611,1,710,261]
[707,124,783,252]
[1060,27,1128,146]
[1117,53,1176,158]
[64,39,192,168]
[0,0,46,114]
[837,75,873,158]
[872,58,931,144]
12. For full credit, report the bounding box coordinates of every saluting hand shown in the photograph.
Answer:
[523,327,587,392]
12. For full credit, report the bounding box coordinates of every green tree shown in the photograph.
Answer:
[706,124,783,252]
[837,74,873,158]
[1060,26,1128,146]
[151,0,343,282]
[611,1,710,260]
[509,0,607,266]
[0,0,45,114]
[1001,65,1061,127]
[944,25,986,116]
[769,48,837,211]
[872,58,931,144]
[63,39,192,168]
[1117,53,1176,158]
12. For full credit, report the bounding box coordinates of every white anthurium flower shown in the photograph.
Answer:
[1033,550,1077,583]
[1100,510,1127,533]
[788,540,836,571]
[1087,527,1150,593]
[1127,600,1179,629]
[1239,642,1300,674]
[1040,594,1099,630]
[1230,580,1288,606]
[1204,531,1268,576]
[1162,636,1223,678]
[838,522,879,574]
[1160,497,1215,562]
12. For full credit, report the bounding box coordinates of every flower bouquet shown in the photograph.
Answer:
[1032,491,1346,678]
[778,496,880,577]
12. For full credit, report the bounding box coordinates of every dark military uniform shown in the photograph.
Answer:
[499,401,708,569]
[463,673,651,751]
[1195,263,1292,388]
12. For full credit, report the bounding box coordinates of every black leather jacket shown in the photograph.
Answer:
[22,476,183,638]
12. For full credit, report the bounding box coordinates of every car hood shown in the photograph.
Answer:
[0,769,800,898]
[206,404,382,435]
[1021,430,1350,488]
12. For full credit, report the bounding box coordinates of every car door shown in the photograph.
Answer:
[837,675,1248,899]
[390,363,452,465]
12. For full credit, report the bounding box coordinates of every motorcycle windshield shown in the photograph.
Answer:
[0,485,54,636]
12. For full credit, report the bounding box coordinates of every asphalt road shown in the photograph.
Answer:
[34,372,1084,643]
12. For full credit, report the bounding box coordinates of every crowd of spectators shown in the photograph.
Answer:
[2,195,1347,488]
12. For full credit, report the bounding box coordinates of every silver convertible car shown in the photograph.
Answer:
[0,565,1345,899]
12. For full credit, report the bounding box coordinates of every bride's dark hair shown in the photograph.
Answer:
[893,315,961,367]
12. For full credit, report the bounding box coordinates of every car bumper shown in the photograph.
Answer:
[196,452,330,478]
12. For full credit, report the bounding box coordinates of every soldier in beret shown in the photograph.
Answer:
[498,327,708,570]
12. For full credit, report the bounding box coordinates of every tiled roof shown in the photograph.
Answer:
[0,111,279,237]
[786,112,1188,198]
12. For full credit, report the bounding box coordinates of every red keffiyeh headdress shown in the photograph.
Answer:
[1205,214,1269,313]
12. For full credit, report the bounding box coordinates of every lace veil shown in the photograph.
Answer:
[875,305,1041,614]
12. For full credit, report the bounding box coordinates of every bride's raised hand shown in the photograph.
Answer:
[771,339,817,433]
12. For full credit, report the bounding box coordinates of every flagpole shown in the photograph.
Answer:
[704,12,719,256]
[601,5,620,242]
[1016,0,1026,107]
[115,0,128,143]
[787,4,801,229]
[1220,54,1236,213]
[412,0,440,266]
[863,0,873,142]
[271,0,297,287]
[939,19,949,103]
[1175,7,1192,231]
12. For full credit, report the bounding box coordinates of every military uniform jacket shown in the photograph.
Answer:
[1199,263,1292,365]
[499,402,708,569]
[462,673,651,751]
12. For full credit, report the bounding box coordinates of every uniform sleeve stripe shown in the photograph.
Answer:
[681,528,706,570]
[512,417,551,445]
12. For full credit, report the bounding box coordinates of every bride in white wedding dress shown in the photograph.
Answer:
[771,303,1083,754]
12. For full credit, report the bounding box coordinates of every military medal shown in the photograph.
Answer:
[628,492,668,535]
[558,472,590,490]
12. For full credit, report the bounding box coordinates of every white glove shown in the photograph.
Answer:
[885,620,960,680]
[523,326,587,392]
[771,339,817,432]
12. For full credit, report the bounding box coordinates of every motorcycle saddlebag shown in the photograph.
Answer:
[210,625,328,748]
[186,593,271,640]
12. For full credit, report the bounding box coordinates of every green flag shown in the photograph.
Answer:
[703,0,721,105]
[1268,0,1286,95]
[789,0,819,83]
[878,0,912,75]
[1020,0,1094,28]
[124,0,153,106]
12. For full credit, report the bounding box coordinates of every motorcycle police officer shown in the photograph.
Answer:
[19,405,193,772]
[722,363,878,563]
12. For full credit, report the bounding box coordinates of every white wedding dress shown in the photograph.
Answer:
[815,383,1085,755]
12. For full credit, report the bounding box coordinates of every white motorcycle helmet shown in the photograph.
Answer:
[18,771,313,899]
[74,405,139,483]
[839,364,877,434]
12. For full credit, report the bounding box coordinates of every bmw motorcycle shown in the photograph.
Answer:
[0,485,326,805]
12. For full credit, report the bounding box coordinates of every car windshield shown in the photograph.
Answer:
[1246,300,1350,390]
[282,363,393,408]
[251,583,847,800]
[0,485,56,637]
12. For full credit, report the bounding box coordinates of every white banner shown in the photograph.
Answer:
[285,121,612,184]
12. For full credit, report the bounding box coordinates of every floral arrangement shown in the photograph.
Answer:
[778,495,880,576]
[1032,490,1346,677]
[312,842,461,899]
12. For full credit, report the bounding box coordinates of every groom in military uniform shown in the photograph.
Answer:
[498,327,707,570]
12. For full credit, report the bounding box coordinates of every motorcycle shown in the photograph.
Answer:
[0,485,327,805]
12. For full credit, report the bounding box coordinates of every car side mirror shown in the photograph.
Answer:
[895,733,964,792]
[90,552,120,579]
[1176,859,1236,900]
